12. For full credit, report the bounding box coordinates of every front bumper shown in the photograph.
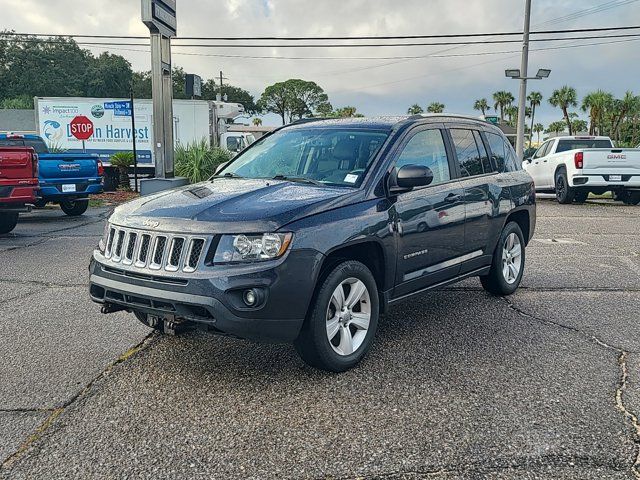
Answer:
[89,248,324,343]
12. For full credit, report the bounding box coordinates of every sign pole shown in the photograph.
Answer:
[82,140,85,153]
[130,89,139,193]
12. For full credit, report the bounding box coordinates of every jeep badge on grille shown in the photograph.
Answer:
[142,219,160,229]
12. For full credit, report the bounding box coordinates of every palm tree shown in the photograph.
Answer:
[426,102,445,113]
[504,105,518,126]
[527,91,543,141]
[473,98,490,116]
[546,121,566,136]
[549,86,578,135]
[611,91,637,140]
[407,104,424,115]
[492,91,514,122]
[252,117,263,126]
[533,123,544,144]
[581,90,613,135]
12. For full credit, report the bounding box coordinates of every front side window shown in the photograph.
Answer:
[220,128,389,187]
[450,129,484,177]
[395,129,450,185]
[534,141,551,159]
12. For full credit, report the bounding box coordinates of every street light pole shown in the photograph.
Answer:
[516,0,532,161]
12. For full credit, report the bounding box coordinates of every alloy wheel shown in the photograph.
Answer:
[326,278,371,356]
[502,233,522,284]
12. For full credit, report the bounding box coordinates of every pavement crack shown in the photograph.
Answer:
[616,351,640,479]
[502,297,625,353]
[503,297,640,479]
[0,331,157,471]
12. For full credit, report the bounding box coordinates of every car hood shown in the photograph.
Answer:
[110,178,360,233]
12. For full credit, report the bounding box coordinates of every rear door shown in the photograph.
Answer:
[447,127,503,269]
[392,125,466,297]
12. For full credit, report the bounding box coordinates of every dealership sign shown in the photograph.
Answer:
[141,0,177,37]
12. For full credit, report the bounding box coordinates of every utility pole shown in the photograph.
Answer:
[220,71,224,99]
[516,0,532,161]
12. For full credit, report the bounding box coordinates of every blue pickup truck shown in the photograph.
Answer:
[0,134,103,216]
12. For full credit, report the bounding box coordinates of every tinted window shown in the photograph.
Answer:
[556,139,613,153]
[450,129,483,177]
[533,141,550,159]
[24,138,49,154]
[473,131,493,173]
[396,129,450,185]
[503,140,519,171]
[486,133,507,172]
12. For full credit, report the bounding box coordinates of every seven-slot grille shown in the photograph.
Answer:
[104,226,207,273]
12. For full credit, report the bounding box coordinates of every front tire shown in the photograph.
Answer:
[0,212,19,234]
[480,221,526,296]
[294,260,379,372]
[60,199,89,216]
[555,168,574,204]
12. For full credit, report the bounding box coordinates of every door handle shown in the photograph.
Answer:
[444,193,461,203]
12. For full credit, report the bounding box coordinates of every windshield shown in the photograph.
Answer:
[219,128,389,187]
[556,139,613,153]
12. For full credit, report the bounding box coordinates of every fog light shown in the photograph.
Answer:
[243,289,257,306]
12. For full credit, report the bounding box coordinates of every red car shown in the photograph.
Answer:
[0,146,39,234]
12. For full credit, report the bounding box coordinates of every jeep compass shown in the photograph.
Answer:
[89,115,536,372]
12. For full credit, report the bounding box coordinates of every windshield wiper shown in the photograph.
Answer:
[213,172,244,179]
[272,175,322,186]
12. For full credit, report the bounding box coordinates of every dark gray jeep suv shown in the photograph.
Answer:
[90,115,535,371]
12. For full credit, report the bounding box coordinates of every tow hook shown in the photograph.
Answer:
[101,303,127,314]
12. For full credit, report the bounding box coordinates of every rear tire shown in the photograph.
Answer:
[294,260,379,372]
[0,212,19,234]
[480,221,526,296]
[555,169,574,204]
[573,190,589,203]
[60,199,89,216]
[33,199,48,209]
[622,191,640,205]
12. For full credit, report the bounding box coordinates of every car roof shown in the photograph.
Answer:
[0,133,41,139]
[284,114,500,133]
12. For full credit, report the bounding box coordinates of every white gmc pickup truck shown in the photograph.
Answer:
[523,136,640,205]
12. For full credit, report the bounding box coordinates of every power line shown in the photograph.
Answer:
[3,24,640,41]
[6,32,640,49]
[536,0,639,27]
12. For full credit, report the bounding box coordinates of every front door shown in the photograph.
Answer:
[391,126,466,297]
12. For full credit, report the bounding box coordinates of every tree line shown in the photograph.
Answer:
[0,33,362,123]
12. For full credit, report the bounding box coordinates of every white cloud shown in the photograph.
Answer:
[3,0,639,126]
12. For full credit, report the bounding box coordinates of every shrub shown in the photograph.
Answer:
[174,139,233,184]
[110,151,134,190]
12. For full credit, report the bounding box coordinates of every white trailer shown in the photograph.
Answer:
[34,97,211,172]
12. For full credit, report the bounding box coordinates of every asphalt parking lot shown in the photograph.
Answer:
[0,199,639,479]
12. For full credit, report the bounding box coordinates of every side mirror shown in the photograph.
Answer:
[391,165,434,192]
[524,157,532,163]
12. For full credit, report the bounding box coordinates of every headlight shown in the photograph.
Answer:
[214,233,293,263]
[98,222,109,253]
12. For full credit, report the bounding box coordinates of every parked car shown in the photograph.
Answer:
[0,145,39,234]
[0,134,104,215]
[523,136,640,205]
[89,115,536,372]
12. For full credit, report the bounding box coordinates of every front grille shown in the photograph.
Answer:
[104,225,208,273]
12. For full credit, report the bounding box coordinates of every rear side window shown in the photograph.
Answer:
[450,129,484,177]
[486,132,519,172]
[556,139,613,152]
[395,129,450,185]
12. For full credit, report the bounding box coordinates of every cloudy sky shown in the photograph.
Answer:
[4,0,640,126]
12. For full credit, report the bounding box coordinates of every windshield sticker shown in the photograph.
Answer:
[344,174,358,183]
